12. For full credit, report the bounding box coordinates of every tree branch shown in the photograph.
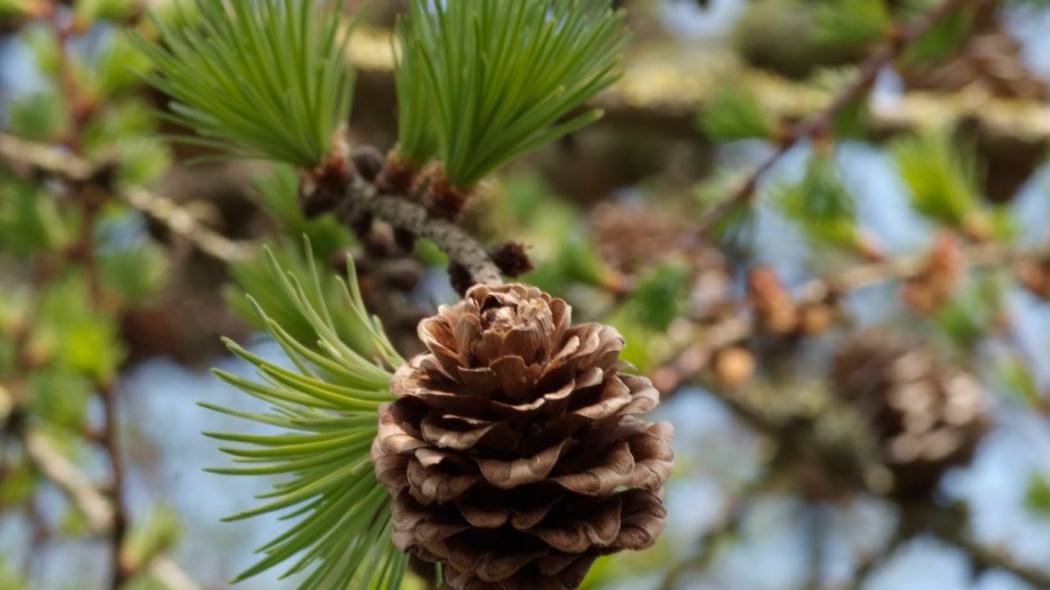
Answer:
[696,0,977,237]
[23,430,203,590]
[332,174,503,287]
[0,133,256,264]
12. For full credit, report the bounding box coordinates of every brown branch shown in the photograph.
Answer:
[332,174,503,287]
[656,241,1018,394]
[916,505,1050,589]
[695,0,977,237]
[22,429,203,590]
[0,133,256,264]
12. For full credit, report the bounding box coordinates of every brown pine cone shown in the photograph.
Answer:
[831,333,988,500]
[372,284,674,590]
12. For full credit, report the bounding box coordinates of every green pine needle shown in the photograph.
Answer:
[138,0,355,167]
[207,243,406,590]
[395,0,629,187]
[772,154,860,249]
[891,132,982,228]
[699,83,776,143]
[812,0,890,50]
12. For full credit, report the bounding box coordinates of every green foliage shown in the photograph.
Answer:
[934,276,1002,349]
[208,246,406,590]
[812,0,889,50]
[901,0,974,65]
[124,505,182,571]
[0,177,76,255]
[999,356,1041,407]
[140,0,355,166]
[891,132,982,228]
[226,240,382,356]
[623,262,691,331]
[699,83,776,143]
[696,172,757,247]
[251,166,353,262]
[772,153,861,250]
[73,0,136,27]
[34,274,125,382]
[112,137,174,186]
[396,0,629,188]
[98,237,170,307]
[1027,473,1050,518]
[5,92,69,143]
[0,560,27,590]
[93,32,154,98]
[28,369,94,431]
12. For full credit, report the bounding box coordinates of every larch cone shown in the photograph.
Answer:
[372,284,674,590]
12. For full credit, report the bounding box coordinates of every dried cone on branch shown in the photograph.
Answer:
[831,334,988,500]
[372,284,674,590]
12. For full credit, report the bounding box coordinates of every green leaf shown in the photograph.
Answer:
[98,237,170,306]
[139,0,355,166]
[772,153,862,250]
[112,136,173,186]
[93,32,154,98]
[812,0,889,50]
[209,243,406,590]
[933,276,1001,348]
[396,0,629,187]
[901,0,973,65]
[28,368,94,431]
[695,172,757,248]
[891,132,982,228]
[623,262,691,331]
[1027,473,1050,518]
[226,240,377,356]
[0,177,76,255]
[73,0,135,26]
[123,505,182,571]
[250,166,353,262]
[5,91,70,143]
[699,83,776,143]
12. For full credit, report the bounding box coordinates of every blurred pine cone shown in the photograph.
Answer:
[831,333,987,500]
[372,284,674,590]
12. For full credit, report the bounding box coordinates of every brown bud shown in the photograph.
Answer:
[901,232,965,314]
[351,145,385,183]
[425,174,472,220]
[797,303,834,336]
[393,227,417,254]
[490,241,534,278]
[715,347,756,388]
[376,149,417,194]
[447,263,473,296]
[748,266,798,335]
[1017,258,1050,299]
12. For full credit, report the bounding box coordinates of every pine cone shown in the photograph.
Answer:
[372,284,674,590]
[831,333,988,500]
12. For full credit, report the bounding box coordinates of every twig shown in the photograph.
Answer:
[695,0,976,237]
[658,471,778,590]
[0,133,256,264]
[917,505,1050,589]
[333,175,503,286]
[656,241,1019,393]
[23,430,205,590]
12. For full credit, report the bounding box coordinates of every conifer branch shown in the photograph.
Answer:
[695,0,977,237]
[0,133,257,263]
[22,429,203,590]
[655,240,1019,394]
[329,174,504,287]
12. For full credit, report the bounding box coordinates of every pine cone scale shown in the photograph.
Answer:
[373,284,673,589]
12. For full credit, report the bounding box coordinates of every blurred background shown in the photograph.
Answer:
[2,0,1050,589]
